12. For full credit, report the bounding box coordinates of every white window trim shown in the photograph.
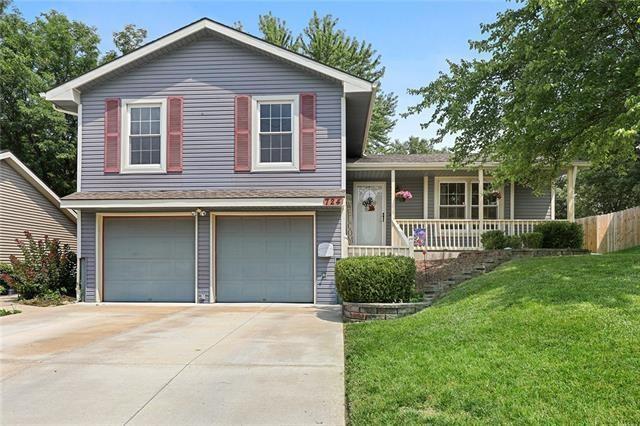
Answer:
[120,98,167,174]
[433,176,503,219]
[251,94,299,172]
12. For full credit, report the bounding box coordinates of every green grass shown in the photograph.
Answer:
[344,247,640,425]
[0,306,21,316]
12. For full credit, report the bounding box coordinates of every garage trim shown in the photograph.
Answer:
[210,211,317,304]
[95,212,196,303]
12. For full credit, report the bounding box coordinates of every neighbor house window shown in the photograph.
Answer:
[252,95,298,171]
[121,99,166,173]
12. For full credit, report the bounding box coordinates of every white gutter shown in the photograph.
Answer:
[60,197,341,209]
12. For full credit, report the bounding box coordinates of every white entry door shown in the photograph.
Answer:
[353,182,386,245]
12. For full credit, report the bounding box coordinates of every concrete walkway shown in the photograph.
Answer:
[0,303,345,425]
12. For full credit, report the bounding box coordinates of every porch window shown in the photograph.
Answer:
[471,182,498,219]
[439,182,466,219]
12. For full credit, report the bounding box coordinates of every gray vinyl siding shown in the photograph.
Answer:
[80,211,96,302]
[80,33,343,191]
[0,161,76,263]
[514,185,552,219]
[198,214,210,302]
[395,175,424,219]
[316,210,341,304]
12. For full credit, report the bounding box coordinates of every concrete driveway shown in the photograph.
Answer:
[0,303,344,425]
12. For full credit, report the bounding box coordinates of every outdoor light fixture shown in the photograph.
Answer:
[191,208,207,217]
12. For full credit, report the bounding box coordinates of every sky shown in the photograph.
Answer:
[15,0,510,146]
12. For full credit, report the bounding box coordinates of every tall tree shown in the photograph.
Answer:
[102,24,147,63]
[405,0,640,191]
[0,2,100,195]
[383,136,450,155]
[259,12,299,50]
[257,11,397,152]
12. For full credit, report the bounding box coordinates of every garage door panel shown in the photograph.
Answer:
[104,217,195,302]
[216,216,313,303]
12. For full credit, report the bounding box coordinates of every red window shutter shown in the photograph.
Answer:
[234,95,251,172]
[299,93,316,171]
[104,98,120,173]
[167,96,184,173]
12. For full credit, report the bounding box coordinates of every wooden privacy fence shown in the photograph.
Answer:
[576,206,640,253]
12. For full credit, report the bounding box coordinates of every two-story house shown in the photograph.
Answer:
[46,18,584,304]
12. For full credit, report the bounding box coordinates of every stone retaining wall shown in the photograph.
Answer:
[343,302,431,323]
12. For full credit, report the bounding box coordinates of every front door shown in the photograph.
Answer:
[353,182,386,245]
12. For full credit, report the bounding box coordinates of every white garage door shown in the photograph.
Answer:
[103,217,195,302]
[216,216,314,303]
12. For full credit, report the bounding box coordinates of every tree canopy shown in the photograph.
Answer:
[0,1,148,195]
[258,11,397,152]
[383,136,449,155]
[405,0,640,191]
[102,24,147,63]
[0,3,100,195]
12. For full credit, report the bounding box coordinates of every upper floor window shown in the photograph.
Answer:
[121,99,166,173]
[252,95,299,172]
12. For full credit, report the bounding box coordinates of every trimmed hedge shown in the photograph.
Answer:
[534,222,584,249]
[336,256,416,303]
[481,230,507,249]
[521,232,544,249]
[504,235,522,249]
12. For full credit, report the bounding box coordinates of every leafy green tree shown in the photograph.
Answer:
[0,2,100,195]
[384,136,450,155]
[259,12,300,50]
[405,0,640,191]
[257,11,397,151]
[102,24,147,63]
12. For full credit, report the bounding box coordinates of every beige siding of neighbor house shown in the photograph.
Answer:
[0,161,76,263]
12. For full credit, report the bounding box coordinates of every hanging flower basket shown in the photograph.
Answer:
[395,190,413,202]
[362,196,376,211]
[484,189,502,200]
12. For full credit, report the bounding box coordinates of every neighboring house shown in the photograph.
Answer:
[45,18,585,304]
[0,151,77,263]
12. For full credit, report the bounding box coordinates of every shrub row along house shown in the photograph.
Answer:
[45,18,587,304]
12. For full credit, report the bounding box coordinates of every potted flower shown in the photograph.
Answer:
[484,189,502,200]
[395,189,413,202]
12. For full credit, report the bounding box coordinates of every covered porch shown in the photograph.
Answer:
[344,155,585,255]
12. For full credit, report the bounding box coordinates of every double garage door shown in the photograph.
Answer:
[103,216,313,303]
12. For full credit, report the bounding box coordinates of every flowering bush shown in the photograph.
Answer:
[395,190,413,201]
[0,232,76,300]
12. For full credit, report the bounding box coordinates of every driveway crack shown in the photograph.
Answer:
[123,304,271,425]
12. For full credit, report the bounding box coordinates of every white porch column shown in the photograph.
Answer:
[391,169,396,220]
[567,165,577,222]
[550,182,556,220]
[510,180,515,235]
[478,168,484,231]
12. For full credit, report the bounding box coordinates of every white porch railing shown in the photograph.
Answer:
[345,219,413,257]
[396,219,559,250]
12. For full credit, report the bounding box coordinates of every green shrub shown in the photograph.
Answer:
[481,230,507,249]
[534,222,584,249]
[504,235,522,249]
[0,263,13,295]
[521,232,544,249]
[0,232,76,300]
[336,256,416,303]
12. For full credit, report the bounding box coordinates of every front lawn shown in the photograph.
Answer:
[344,247,640,424]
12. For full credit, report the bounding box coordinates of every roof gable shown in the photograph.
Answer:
[0,151,77,222]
